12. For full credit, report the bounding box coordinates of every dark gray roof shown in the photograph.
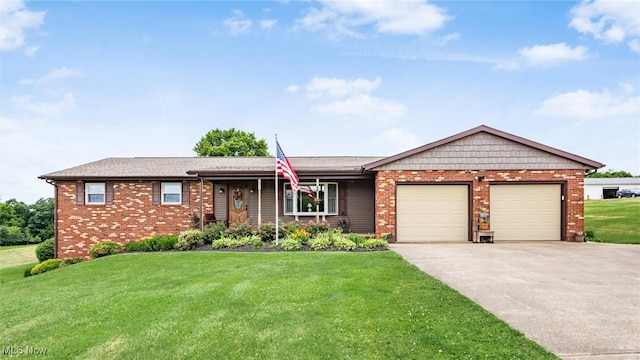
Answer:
[39,156,384,180]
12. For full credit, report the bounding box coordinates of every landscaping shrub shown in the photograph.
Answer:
[175,230,204,251]
[361,238,389,249]
[281,221,301,238]
[225,222,253,239]
[35,238,55,262]
[61,257,83,266]
[30,259,62,275]
[203,222,227,244]
[125,241,143,252]
[255,223,276,242]
[212,236,264,249]
[584,230,596,241]
[289,229,311,244]
[333,238,356,251]
[23,266,34,277]
[281,238,302,251]
[309,233,331,250]
[89,241,123,258]
[306,221,330,237]
[347,233,365,246]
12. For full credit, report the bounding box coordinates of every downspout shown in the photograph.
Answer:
[45,179,58,259]
[199,178,204,231]
[585,169,598,177]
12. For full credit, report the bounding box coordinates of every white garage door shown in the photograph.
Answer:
[396,185,468,242]
[490,184,561,241]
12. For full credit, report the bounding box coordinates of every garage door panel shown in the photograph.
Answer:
[490,184,561,241]
[397,185,468,242]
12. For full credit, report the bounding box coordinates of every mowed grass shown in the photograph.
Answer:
[0,262,38,283]
[585,198,640,244]
[0,244,38,269]
[0,252,555,359]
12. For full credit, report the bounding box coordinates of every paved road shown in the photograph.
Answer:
[391,242,640,360]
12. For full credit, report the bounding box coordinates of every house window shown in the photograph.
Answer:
[85,183,105,204]
[284,182,338,216]
[162,182,182,204]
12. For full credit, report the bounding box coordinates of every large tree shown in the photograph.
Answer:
[193,128,270,157]
[587,170,636,178]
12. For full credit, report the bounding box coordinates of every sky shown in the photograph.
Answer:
[1,0,639,204]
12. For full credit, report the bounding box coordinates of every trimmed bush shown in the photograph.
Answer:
[203,222,227,244]
[306,221,330,237]
[333,238,356,251]
[361,238,389,249]
[125,241,143,252]
[24,266,34,277]
[89,241,123,258]
[36,238,55,262]
[255,223,276,242]
[281,238,302,251]
[175,230,204,251]
[30,259,62,275]
[225,222,253,239]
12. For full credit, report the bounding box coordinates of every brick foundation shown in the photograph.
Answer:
[374,169,585,241]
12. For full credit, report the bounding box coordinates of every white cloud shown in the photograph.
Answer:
[224,11,252,36]
[305,76,381,98]
[260,19,277,29]
[629,38,640,53]
[433,32,460,46]
[296,0,450,37]
[0,0,45,50]
[497,43,589,70]
[375,127,421,153]
[284,84,299,93]
[535,89,639,119]
[569,0,640,50]
[23,45,38,57]
[11,92,76,116]
[19,67,79,86]
[312,93,406,119]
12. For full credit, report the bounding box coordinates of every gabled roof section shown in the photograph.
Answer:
[363,125,605,171]
[39,156,383,180]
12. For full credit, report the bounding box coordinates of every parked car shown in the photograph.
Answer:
[617,188,640,198]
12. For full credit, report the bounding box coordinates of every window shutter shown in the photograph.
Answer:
[339,182,347,215]
[76,182,85,205]
[152,182,161,205]
[105,182,114,205]
[182,182,190,205]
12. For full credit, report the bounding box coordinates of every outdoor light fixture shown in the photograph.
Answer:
[250,188,255,194]
[476,176,486,182]
[219,188,225,194]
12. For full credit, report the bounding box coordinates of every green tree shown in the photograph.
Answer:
[193,128,270,157]
[0,203,21,227]
[6,199,30,227]
[588,170,636,178]
[27,198,54,241]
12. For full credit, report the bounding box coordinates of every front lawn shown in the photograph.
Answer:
[0,252,555,359]
[584,198,640,244]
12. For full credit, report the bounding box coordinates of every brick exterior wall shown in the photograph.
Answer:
[374,169,585,241]
[55,180,213,259]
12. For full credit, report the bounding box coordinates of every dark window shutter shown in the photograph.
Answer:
[105,182,114,205]
[338,182,347,215]
[76,182,85,205]
[152,182,161,205]
[182,182,190,205]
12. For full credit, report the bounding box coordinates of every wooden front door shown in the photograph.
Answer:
[228,185,247,225]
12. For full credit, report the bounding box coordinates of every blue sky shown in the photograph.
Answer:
[2,0,639,203]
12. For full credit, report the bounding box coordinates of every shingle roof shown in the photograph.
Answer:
[38,156,384,180]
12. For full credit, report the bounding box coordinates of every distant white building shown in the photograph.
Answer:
[584,178,640,200]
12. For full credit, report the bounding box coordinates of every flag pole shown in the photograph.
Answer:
[275,134,279,246]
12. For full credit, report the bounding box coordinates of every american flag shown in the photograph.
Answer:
[276,141,299,192]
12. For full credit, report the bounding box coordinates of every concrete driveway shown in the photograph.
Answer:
[391,242,640,360]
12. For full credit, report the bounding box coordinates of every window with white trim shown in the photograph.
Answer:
[162,182,182,204]
[284,182,338,216]
[85,183,105,204]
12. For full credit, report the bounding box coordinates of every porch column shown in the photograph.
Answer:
[257,178,262,225]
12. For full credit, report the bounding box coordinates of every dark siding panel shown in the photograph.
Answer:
[105,182,114,205]
[214,184,227,222]
[76,182,84,205]
[344,179,375,233]
[182,182,190,205]
[152,182,160,205]
[339,182,347,215]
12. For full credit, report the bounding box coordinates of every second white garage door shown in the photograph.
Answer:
[396,185,468,242]
[490,184,561,241]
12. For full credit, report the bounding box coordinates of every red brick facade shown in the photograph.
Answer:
[374,169,585,241]
[55,180,213,258]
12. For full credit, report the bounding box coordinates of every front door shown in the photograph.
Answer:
[228,185,248,225]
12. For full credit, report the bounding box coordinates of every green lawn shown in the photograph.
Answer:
[0,252,556,359]
[584,198,640,244]
[0,244,38,269]
[0,262,38,283]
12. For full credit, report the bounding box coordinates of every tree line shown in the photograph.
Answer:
[0,198,54,246]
